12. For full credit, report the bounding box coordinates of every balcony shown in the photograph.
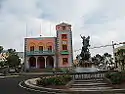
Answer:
[60,50,69,55]
[26,50,55,56]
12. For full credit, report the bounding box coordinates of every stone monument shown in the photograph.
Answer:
[79,35,92,67]
[74,35,98,72]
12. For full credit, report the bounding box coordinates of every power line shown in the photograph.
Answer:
[74,42,125,52]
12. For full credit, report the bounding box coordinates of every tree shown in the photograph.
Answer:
[103,53,112,57]
[0,61,6,68]
[6,54,21,68]
[0,46,5,68]
[7,48,16,55]
[0,46,3,53]
[0,47,21,69]
[96,54,103,64]
[117,49,125,70]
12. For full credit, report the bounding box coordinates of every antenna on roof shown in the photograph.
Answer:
[26,23,28,37]
[50,22,51,36]
[40,22,42,37]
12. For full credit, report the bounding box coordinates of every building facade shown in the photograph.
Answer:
[24,22,73,70]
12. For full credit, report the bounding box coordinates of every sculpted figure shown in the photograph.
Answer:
[80,35,90,61]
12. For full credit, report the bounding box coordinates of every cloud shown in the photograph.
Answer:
[0,0,125,59]
[0,0,56,51]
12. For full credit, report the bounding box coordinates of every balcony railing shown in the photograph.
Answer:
[26,50,55,56]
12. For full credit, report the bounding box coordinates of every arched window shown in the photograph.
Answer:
[30,46,34,51]
[38,42,44,51]
[47,46,52,51]
[29,42,36,51]
[46,42,53,51]
[39,46,43,51]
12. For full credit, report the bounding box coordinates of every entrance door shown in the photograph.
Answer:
[37,57,45,68]
[29,57,36,68]
[46,56,54,68]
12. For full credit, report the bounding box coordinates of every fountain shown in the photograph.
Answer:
[74,35,98,72]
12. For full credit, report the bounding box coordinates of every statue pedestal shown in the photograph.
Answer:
[80,61,94,68]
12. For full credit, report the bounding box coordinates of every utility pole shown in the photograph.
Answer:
[112,41,117,68]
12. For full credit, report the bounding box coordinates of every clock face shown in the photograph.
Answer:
[62,41,67,44]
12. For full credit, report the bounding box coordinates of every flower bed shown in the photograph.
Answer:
[36,75,72,88]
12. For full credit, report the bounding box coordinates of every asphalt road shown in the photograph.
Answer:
[0,74,46,94]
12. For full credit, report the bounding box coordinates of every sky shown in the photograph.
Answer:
[0,0,125,58]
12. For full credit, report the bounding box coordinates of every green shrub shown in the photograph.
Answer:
[105,72,125,84]
[61,68,69,73]
[37,75,72,86]
[54,68,62,72]
[110,72,122,84]
[105,72,112,79]
[63,75,72,82]
[121,70,125,78]
[36,78,50,86]
[53,76,65,85]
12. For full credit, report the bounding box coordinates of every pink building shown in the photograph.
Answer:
[24,22,73,70]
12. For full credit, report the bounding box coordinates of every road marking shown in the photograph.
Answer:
[18,81,56,94]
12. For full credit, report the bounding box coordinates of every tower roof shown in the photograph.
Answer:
[56,22,71,26]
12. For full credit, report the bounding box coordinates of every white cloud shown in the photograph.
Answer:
[0,0,56,51]
[0,0,125,59]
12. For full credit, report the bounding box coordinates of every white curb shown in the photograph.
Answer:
[20,78,125,93]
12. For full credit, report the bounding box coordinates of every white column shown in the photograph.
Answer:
[35,57,38,68]
[26,57,29,69]
[53,56,56,68]
[44,56,47,68]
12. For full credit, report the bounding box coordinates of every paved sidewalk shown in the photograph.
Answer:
[19,72,53,75]
[0,72,53,75]
[0,72,54,79]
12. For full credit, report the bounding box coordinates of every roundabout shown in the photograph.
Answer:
[18,72,125,94]
[19,80,54,94]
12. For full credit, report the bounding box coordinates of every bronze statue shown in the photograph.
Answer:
[80,35,91,62]
[80,34,85,46]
